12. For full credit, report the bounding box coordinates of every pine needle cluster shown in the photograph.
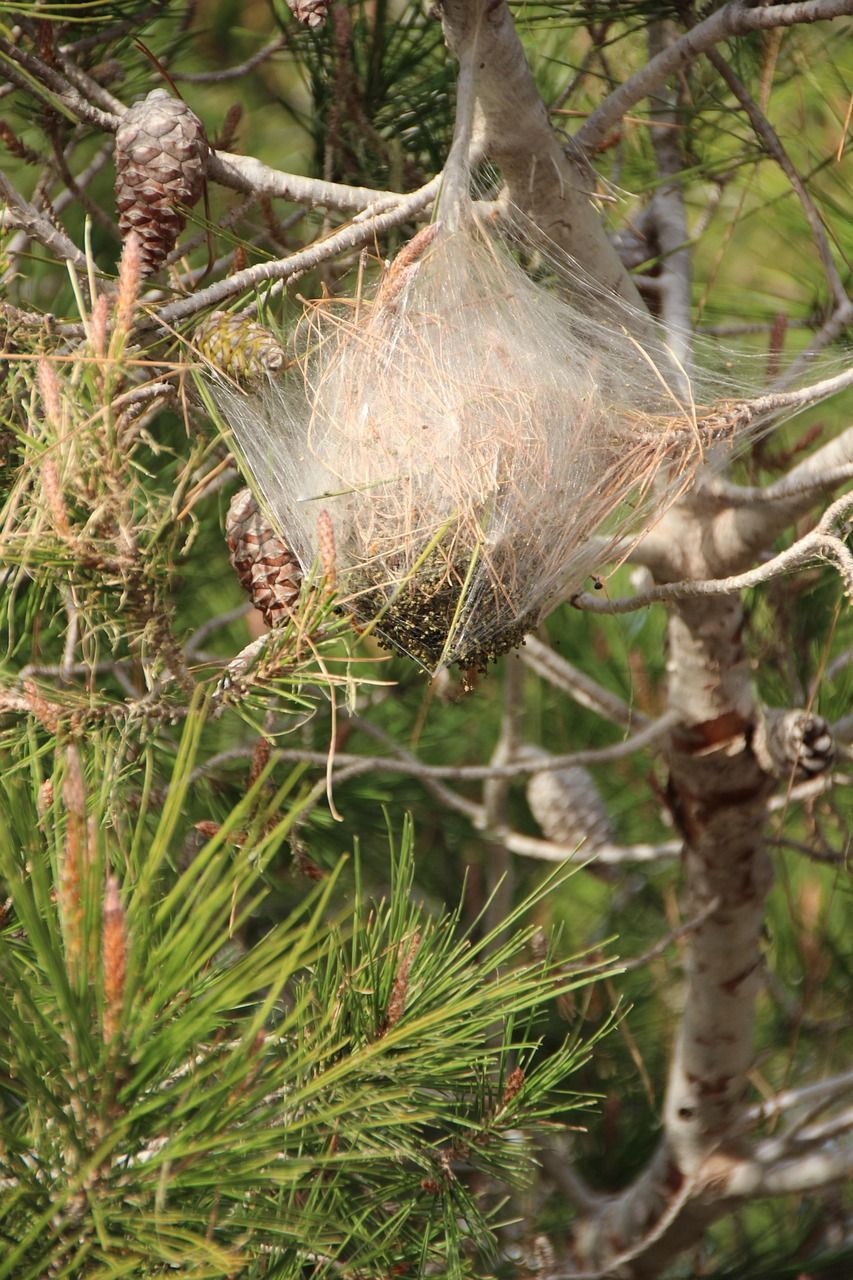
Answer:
[0,716,600,1278]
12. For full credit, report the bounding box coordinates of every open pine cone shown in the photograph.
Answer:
[115,89,207,276]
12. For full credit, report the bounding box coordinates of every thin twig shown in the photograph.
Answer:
[521,636,648,731]
[576,0,853,154]
[0,172,88,269]
[706,48,849,309]
[573,490,853,614]
[205,150,417,213]
[156,177,440,325]
[172,36,286,83]
[260,711,678,783]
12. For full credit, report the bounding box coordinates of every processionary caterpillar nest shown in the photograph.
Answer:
[209,12,768,673]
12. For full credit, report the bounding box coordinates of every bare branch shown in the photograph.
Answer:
[498,828,681,865]
[172,35,286,84]
[727,1137,853,1196]
[573,490,853,614]
[0,36,119,130]
[741,366,853,415]
[205,149,412,213]
[156,177,440,325]
[0,172,87,269]
[646,21,692,364]
[260,710,677,783]
[324,710,677,865]
[617,897,722,974]
[767,422,853,494]
[576,0,853,154]
[521,635,647,730]
[705,48,848,310]
[185,602,255,659]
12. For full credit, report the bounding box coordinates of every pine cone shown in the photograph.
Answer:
[225,489,301,627]
[761,709,835,779]
[115,89,207,276]
[195,311,285,386]
[286,0,329,28]
[525,752,614,851]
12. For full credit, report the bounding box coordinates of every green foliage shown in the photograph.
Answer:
[0,713,598,1278]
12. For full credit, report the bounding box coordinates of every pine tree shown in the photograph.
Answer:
[1,2,851,1276]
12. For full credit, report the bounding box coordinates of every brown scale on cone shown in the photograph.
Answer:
[225,489,301,628]
[115,89,208,276]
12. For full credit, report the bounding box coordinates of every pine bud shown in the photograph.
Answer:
[383,932,420,1033]
[102,875,127,1046]
[59,744,88,981]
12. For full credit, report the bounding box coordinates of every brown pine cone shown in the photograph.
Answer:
[225,489,301,628]
[115,89,207,276]
[195,311,285,386]
[286,0,329,28]
[525,752,614,852]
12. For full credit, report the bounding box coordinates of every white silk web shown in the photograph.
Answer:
[209,10,815,674]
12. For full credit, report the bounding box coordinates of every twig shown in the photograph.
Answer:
[706,48,849,309]
[781,296,853,384]
[745,1068,853,1125]
[556,1167,706,1280]
[155,177,440,325]
[647,21,692,367]
[52,47,126,118]
[615,895,721,973]
[262,711,678,783]
[205,150,418,213]
[705,462,853,507]
[0,36,119,130]
[0,172,88,269]
[44,124,119,240]
[496,828,681,865]
[573,490,853,614]
[172,35,286,83]
[726,1136,853,1196]
[521,635,648,731]
[60,589,79,683]
[60,4,171,55]
[765,422,853,495]
[576,0,853,154]
[185,602,254,658]
[745,365,853,415]
[482,657,525,941]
